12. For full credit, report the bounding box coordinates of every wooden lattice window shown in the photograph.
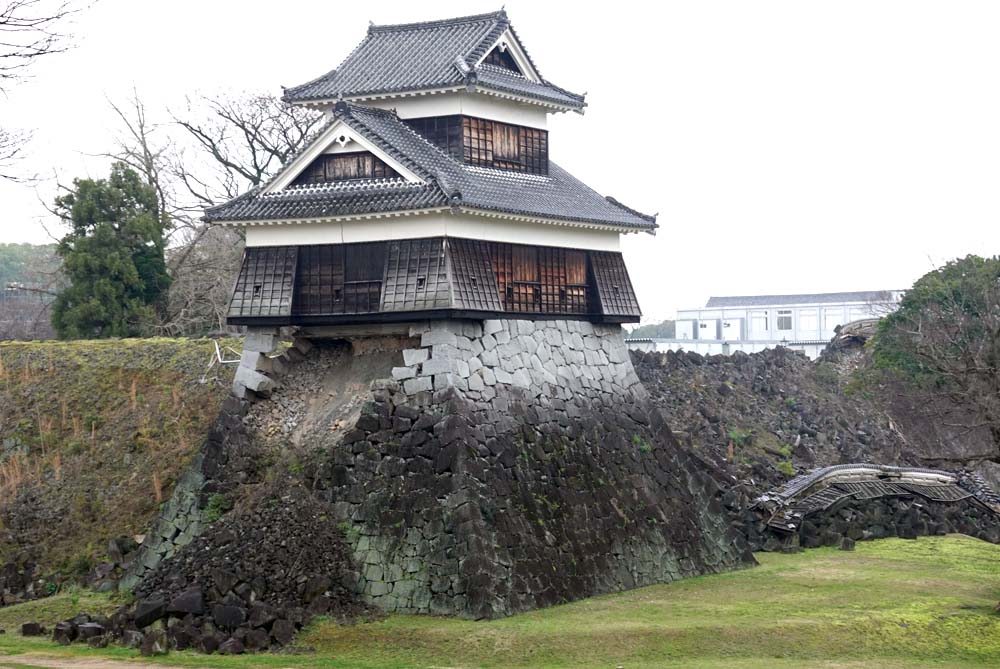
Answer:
[407,116,548,175]
[483,46,522,74]
[291,152,398,186]
[293,242,386,315]
[293,245,344,315]
[343,242,387,313]
[461,117,547,175]
[463,117,494,167]
[404,116,464,161]
[488,242,591,315]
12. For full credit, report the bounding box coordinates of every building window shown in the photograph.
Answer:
[798,309,818,331]
[462,117,548,175]
[406,115,549,175]
[823,309,841,332]
[750,311,768,333]
[489,242,591,314]
[847,306,868,322]
[294,242,386,315]
[777,309,793,331]
[403,116,465,160]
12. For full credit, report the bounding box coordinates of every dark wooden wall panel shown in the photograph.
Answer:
[294,242,386,315]
[483,47,522,74]
[381,239,451,312]
[291,152,399,186]
[488,242,594,315]
[230,239,640,324]
[229,247,298,318]
[591,251,641,318]
[405,115,548,175]
[448,238,503,311]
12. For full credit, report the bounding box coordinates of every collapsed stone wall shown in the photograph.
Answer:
[119,394,262,592]
[96,318,751,654]
[300,319,753,618]
[755,496,1000,552]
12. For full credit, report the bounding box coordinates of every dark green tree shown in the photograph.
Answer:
[870,255,1000,458]
[51,162,171,338]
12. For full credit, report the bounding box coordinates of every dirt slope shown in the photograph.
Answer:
[0,339,234,578]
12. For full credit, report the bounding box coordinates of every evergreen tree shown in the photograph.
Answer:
[51,162,171,338]
[871,255,1000,456]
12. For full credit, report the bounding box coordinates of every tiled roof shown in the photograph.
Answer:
[205,103,656,232]
[705,291,899,308]
[282,10,585,111]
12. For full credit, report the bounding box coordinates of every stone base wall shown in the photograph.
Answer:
[307,318,753,618]
[125,318,752,623]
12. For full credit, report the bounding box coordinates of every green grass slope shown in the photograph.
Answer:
[0,535,996,668]
[0,339,235,574]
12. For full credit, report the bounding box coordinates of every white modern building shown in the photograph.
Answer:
[628,290,903,359]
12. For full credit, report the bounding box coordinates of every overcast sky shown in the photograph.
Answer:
[1,0,998,322]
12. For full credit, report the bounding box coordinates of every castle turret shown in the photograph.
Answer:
[207,10,654,330]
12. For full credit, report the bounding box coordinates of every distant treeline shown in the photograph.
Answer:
[0,244,60,340]
[627,319,676,339]
[0,243,60,288]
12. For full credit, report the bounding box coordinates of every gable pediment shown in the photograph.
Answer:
[265,119,424,193]
[291,151,401,186]
[475,28,540,82]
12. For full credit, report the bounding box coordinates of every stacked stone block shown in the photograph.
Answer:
[310,318,753,618]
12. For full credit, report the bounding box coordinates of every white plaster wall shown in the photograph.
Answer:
[243,212,621,251]
[367,92,548,129]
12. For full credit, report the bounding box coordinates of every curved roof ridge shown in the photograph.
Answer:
[464,15,510,67]
[605,196,657,225]
[369,9,505,34]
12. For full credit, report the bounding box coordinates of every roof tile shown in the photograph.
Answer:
[205,103,655,231]
[283,10,585,110]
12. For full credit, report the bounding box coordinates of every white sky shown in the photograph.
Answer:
[1,0,998,322]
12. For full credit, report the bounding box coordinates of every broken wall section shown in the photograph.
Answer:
[307,319,754,618]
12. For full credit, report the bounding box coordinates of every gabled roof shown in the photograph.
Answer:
[704,291,900,308]
[204,102,656,232]
[282,10,586,111]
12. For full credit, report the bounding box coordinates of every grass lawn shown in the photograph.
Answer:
[0,535,997,669]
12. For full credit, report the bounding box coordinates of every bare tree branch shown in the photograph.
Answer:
[0,0,82,88]
[0,0,86,181]
[103,90,318,335]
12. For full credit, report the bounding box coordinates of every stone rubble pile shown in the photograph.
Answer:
[632,348,918,494]
[40,483,371,655]
[757,495,1000,552]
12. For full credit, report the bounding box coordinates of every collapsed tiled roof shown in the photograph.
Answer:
[205,102,657,232]
[282,10,586,110]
